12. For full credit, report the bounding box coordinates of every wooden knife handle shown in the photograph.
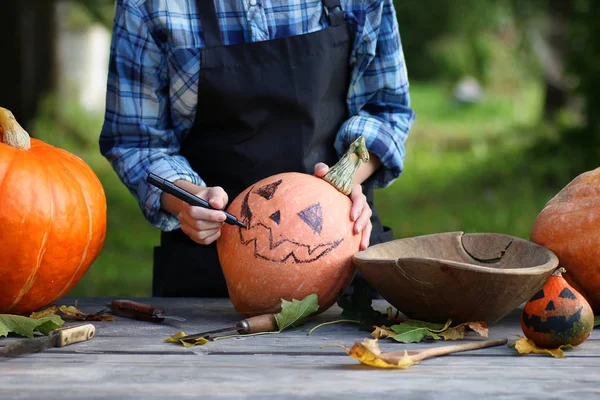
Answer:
[237,314,278,334]
[56,324,96,347]
[111,300,165,322]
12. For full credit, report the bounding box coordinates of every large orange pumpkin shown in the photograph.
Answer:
[530,167,600,312]
[0,107,107,314]
[217,137,369,316]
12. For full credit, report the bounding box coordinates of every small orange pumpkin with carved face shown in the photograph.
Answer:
[217,137,369,316]
[521,268,594,348]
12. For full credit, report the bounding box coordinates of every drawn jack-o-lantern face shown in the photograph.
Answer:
[217,172,360,317]
[237,178,343,263]
[520,269,594,349]
[521,286,583,334]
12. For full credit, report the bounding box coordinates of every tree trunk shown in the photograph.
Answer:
[0,0,57,132]
[540,0,573,120]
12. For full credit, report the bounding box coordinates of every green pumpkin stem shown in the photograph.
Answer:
[322,136,369,195]
[0,107,31,150]
[553,267,567,277]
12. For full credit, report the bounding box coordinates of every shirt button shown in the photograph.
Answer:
[249,0,257,6]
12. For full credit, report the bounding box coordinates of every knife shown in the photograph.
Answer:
[177,313,278,341]
[0,323,96,357]
[110,300,186,323]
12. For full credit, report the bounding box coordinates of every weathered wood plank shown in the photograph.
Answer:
[2,353,600,399]
[0,297,599,400]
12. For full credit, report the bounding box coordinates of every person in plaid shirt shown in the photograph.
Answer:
[100,0,415,297]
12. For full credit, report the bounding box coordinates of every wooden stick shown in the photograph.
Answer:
[380,338,508,364]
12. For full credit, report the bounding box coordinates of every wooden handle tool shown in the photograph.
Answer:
[111,300,186,323]
[177,314,278,341]
[0,324,96,357]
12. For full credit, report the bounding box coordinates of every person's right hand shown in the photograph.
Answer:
[177,185,229,245]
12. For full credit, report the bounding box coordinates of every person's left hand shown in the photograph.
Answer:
[314,163,372,250]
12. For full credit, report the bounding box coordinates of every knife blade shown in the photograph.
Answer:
[110,299,186,323]
[0,323,96,357]
[177,313,278,341]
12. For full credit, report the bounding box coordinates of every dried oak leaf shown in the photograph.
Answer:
[30,305,114,321]
[510,336,573,358]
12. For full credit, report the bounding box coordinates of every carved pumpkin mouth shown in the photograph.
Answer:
[522,306,583,333]
[237,181,344,263]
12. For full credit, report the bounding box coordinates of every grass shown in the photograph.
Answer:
[28,79,573,297]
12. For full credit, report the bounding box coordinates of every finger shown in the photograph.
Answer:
[349,186,365,222]
[206,186,228,210]
[360,221,372,250]
[180,222,222,245]
[181,202,226,223]
[313,162,329,178]
[354,205,372,235]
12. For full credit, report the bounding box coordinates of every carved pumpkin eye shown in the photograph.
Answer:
[297,203,323,234]
[559,288,576,299]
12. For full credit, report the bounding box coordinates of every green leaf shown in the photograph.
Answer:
[400,319,451,332]
[388,320,451,343]
[0,314,64,338]
[274,294,319,332]
[389,325,433,343]
[594,316,600,328]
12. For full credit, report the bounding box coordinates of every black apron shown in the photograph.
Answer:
[153,0,393,297]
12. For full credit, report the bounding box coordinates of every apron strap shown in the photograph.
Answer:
[197,0,223,47]
[322,0,345,27]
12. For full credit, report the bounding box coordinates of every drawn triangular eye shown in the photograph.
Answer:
[530,290,544,301]
[255,179,282,200]
[297,203,322,234]
[559,288,576,299]
[269,210,281,225]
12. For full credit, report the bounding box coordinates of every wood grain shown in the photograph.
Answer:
[0,297,598,400]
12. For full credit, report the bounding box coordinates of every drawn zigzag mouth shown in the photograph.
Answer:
[238,223,343,263]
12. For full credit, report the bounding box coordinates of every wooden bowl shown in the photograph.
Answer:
[352,232,559,324]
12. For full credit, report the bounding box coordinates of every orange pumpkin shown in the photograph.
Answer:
[0,107,107,314]
[530,167,600,312]
[521,268,594,349]
[217,137,369,316]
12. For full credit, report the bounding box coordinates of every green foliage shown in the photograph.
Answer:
[275,294,319,332]
[395,0,509,82]
[0,314,64,338]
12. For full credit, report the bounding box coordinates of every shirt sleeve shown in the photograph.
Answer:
[336,0,416,188]
[99,0,203,232]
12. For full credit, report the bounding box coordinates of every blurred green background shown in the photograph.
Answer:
[1,0,598,297]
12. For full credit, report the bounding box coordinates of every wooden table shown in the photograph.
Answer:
[1,297,599,399]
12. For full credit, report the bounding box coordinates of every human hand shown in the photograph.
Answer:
[178,185,229,245]
[314,163,372,250]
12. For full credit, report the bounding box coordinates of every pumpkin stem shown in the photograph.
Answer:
[0,107,31,150]
[553,267,567,277]
[322,136,369,195]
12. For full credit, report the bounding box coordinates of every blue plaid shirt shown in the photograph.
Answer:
[100,0,416,231]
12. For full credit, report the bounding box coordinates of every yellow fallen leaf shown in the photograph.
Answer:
[371,326,395,339]
[30,305,114,321]
[347,338,415,369]
[165,332,209,347]
[510,336,572,358]
[30,306,60,319]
